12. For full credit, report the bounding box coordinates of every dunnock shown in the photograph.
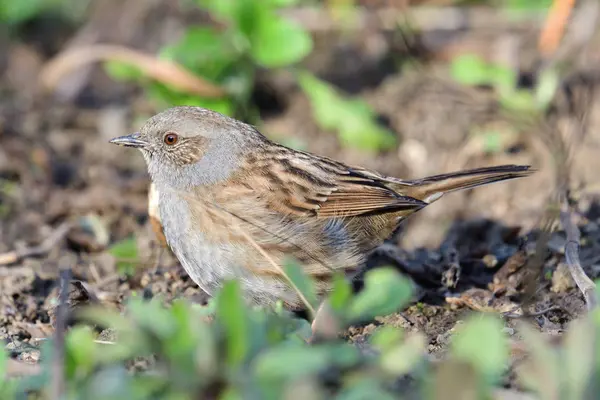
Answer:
[110,106,533,308]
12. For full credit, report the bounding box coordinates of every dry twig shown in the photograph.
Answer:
[235,227,316,318]
[0,222,72,266]
[559,201,597,310]
[50,261,73,399]
[40,44,225,99]
[538,0,576,56]
[503,305,564,319]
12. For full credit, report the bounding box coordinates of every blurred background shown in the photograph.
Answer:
[1,0,600,353]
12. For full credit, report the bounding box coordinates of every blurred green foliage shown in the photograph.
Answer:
[298,72,396,152]
[504,0,553,13]
[1,268,415,399]
[108,237,139,276]
[450,52,559,154]
[105,0,394,153]
[108,0,312,117]
[450,54,559,113]
[0,0,88,25]
[4,268,600,398]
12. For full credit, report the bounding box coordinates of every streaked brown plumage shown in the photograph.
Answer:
[111,106,534,308]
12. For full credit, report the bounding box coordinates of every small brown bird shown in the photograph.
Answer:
[110,106,533,309]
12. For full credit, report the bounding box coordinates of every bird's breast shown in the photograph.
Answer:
[157,189,239,294]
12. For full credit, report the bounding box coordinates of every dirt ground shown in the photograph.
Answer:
[2,2,600,392]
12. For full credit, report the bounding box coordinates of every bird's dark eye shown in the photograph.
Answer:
[164,133,179,145]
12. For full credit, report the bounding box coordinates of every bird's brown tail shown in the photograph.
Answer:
[396,164,534,203]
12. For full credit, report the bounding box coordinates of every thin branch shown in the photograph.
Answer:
[503,305,564,319]
[40,44,226,98]
[50,260,73,400]
[235,228,316,318]
[93,340,116,345]
[0,222,72,266]
[34,338,116,346]
[540,0,600,68]
[559,201,597,310]
[538,0,576,56]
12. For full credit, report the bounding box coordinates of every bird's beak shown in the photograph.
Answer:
[109,133,148,148]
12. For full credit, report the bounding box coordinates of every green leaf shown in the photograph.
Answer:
[283,258,318,310]
[450,54,490,86]
[216,280,250,368]
[482,131,502,153]
[193,0,240,22]
[103,60,145,82]
[326,343,361,368]
[329,273,352,312]
[450,54,517,91]
[254,345,329,381]
[347,268,412,322]
[0,0,46,24]
[127,297,176,341]
[0,347,6,379]
[379,332,425,375]
[499,89,537,112]
[487,64,516,91]
[335,379,395,400]
[266,0,299,5]
[108,237,138,275]
[195,320,218,377]
[298,72,396,152]
[66,326,96,378]
[147,83,235,116]
[250,12,312,67]
[80,306,134,333]
[370,326,404,351]
[505,0,552,12]
[232,1,263,40]
[164,301,202,368]
[0,380,17,399]
[450,314,508,380]
[288,316,313,343]
[161,27,237,77]
[535,68,559,109]
[193,0,263,44]
[220,387,244,400]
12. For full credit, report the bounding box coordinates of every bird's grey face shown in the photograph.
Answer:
[109,107,249,188]
[111,111,213,169]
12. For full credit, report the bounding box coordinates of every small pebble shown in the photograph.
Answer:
[483,254,498,268]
